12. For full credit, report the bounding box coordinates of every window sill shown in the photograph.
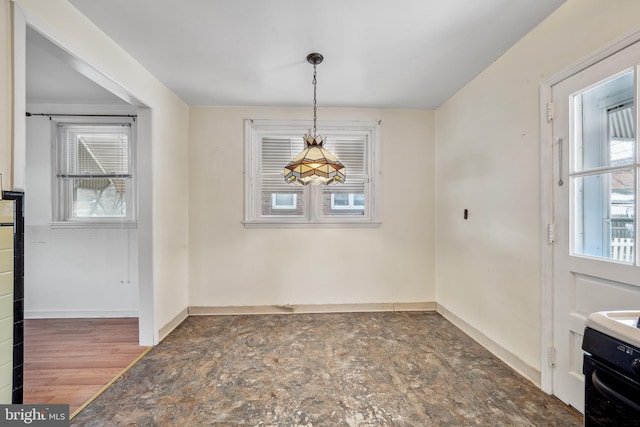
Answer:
[49,220,138,229]
[243,220,382,229]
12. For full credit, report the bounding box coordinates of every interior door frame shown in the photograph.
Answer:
[539,28,640,394]
[11,4,157,345]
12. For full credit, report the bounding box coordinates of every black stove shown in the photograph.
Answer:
[582,311,640,426]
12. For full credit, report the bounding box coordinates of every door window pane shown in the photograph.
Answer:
[575,72,635,171]
[573,170,635,262]
[572,71,636,263]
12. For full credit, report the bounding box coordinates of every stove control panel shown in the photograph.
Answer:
[583,327,640,382]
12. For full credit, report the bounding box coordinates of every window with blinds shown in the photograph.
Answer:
[261,136,306,216]
[54,123,135,221]
[245,119,380,227]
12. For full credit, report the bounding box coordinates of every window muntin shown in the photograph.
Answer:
[245,120,380,227]
[54,123,135,222]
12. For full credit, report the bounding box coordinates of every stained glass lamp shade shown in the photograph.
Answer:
[284,134,346,185]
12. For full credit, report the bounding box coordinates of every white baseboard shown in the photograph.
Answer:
[25,310,138,319]
[159,307,189,341]
[436,303,541,387]
[189,301,436,316]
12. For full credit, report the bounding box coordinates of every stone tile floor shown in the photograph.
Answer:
[71,312,582,426]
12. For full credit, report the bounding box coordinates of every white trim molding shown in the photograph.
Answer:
[539,81,555,394]
[159,307,189,341]
[189,301,436,316]
[437,304,541,387]
[13,5,158,347]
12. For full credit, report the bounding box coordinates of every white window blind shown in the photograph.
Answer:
[261,137,305,216]
[261,136,304,192]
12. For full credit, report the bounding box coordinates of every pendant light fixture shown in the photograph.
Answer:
[284,53,346,185]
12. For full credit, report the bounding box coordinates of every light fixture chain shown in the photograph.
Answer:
[283,52,345,185]
[312,63,317,137]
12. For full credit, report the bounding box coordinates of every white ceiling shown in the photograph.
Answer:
[28,0,566,109]
[26,28,127,105]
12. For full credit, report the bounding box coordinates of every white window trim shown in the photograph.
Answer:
[51,117,138,228]
[244,119,381,228]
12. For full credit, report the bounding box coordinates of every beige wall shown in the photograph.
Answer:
[189,107,435,308]
[435,0,640,372]
[0,0,11,191]
[5,0,638,377]
[10,0,190,343]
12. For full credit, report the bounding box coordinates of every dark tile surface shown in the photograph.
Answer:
[72,312,582,426]
[4,191,24,404]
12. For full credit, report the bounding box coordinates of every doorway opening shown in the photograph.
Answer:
[13,13,155,412]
